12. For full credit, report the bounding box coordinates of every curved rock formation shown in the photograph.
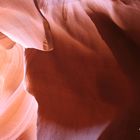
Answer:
[0,0,140,139]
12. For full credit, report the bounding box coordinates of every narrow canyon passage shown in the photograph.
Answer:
[0,0,140,139]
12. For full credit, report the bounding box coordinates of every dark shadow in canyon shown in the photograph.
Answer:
[88,12,140,140]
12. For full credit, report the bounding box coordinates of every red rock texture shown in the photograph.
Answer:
[0,0,140,139]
